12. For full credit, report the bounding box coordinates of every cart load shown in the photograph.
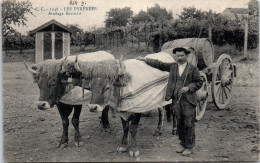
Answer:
[161,38,214,70]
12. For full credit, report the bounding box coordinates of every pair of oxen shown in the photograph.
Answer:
[24,51,175,158]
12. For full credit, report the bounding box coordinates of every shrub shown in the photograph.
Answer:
[213,44,243,60]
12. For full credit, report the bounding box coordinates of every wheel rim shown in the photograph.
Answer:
[196,72,208,121]
[212,54,234,109]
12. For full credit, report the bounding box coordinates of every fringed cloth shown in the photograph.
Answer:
[117,52,175,120]
[59,85,92,105]
[58,51,115,105]
[118,59,172,113]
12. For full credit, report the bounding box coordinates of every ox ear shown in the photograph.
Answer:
[113,72,131,87]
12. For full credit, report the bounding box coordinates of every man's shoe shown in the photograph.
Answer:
[182,148,193,156]
[176,146,185,153]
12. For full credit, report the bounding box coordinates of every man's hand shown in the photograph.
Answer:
[136,56,146,61]
[179,86,189,94]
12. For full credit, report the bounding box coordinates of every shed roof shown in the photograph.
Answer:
[29,19,73,35]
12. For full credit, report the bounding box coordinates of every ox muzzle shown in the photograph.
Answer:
[37,101,51,110]
[87,104,104,112]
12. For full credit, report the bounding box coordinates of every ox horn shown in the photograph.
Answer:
[75,55,78,63]
[60,56,68,71]
[23,60,37,74]
[74,55,81,72]
[75,62,81,72]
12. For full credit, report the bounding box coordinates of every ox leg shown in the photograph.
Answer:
[172,109,178,135]
[165,104,172,122]
[57,103,73,148]
[101,106,110,129]
[72,105,83,147]
[154,107,164,136]
[129,113,141,158]
[116,117,129,153]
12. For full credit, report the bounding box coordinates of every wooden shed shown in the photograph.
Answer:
[29,19,72,63]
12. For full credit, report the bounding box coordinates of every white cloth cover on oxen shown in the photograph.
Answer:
[59,86,91,105]
[117,54,174,113]
[61,51,115,62]
[145,51,176,63]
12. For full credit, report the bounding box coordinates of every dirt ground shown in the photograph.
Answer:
[3,60,260,162]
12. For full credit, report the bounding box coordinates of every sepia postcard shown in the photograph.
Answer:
[1,0,259,162]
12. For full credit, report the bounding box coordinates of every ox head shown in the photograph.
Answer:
[59,55,88,88]
[85,60,131,112]
[24,60,69,110]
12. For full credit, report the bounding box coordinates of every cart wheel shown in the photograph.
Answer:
[196,72,208,121]
[212,54,234,109]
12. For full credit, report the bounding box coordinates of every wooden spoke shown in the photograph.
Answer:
[215,80,221,84]
[221,87,226,104]
[217,73,221,80]
[215,83,221,92]
[223,87,229,99]
[218,66,222,79]
[221,86,227,103]
[216,85,221,104]
[225,85,231,91]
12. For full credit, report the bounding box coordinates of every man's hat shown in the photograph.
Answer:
[172,47,191,55]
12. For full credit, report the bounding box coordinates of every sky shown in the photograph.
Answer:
[10,0,250,35]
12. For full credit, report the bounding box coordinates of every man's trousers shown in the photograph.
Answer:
[172,96,196,149]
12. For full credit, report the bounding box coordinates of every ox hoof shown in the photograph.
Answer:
[116,147,127,153]
[74,141,84,147]
[153,129,162,136]
[57,143,68,149]
[129,150,140,158]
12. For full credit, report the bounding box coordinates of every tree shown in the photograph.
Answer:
[132,10,149,24]
[105,7,133,27]
[178,7,204,21]
[66,24,84,46]
[247,0,258,49]
[248,0,258,16]
[248,0,258,34]
[2,0,34,36]
[147,4,173,23]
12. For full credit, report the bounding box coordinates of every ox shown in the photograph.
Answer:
[72,59,173,157]
[24,51,115,148]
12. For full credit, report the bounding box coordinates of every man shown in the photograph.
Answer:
[138,47,203,156]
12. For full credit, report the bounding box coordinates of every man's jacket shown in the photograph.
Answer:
[144,58,203,106]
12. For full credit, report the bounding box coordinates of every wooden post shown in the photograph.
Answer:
[131,27,134,48]
[159,23,162,50]
[137,29,140,49]
[51,32,55,59]
[125,32,128,47]
[208,26,212,42]
[116,32,118,49]
[244,16,248,57]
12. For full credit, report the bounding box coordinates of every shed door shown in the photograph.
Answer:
[43,33,52,60]
[55,32,63,59]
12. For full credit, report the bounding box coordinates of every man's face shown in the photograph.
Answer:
[175,51,187,64]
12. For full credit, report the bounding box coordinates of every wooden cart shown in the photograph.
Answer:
[161,38,237,120]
